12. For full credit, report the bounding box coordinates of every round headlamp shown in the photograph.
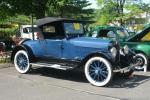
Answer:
[123,45,129,54]
[110,47,117,57]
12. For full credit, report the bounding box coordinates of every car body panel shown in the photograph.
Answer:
[22,36,112,61]
[87,25,150,58]
[122,42,150,57]
[12,17,137,71]
[62,37,111,60]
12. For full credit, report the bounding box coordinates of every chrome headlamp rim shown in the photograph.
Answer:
[110,47,117,57]
[123,45,129,54]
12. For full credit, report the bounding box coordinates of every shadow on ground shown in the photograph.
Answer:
[30,67,87,83]
[110,74,150,88]
[29,67,150,88]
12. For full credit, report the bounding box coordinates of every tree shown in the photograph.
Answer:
[47,0,94,20]
[96,0,150,25]
[0,0,56,19]
[0,0,12,19]
[140,3,150,22]
[96,0,119,25]
[0,0,94,20]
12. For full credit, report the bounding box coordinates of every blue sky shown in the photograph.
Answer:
[88,0,150,8]
[88,0,97,8]
[143,0,150,3]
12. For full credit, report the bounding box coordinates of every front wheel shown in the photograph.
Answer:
[14,50,31,74]
[134,53,149,72]
[84,56,113,87]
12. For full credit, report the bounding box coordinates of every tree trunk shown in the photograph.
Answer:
[34,0,49,19]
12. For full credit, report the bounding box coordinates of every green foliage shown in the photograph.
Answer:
[8,15,31,24]
[47,0,94,20]
[96,13,109,25]
[95,0,118,25]
[125,3,144,18]
[0,27,17,39]
[0,15,30,39]
[96,0,150,26]
[0,0,94,39]
[0,0,94,20]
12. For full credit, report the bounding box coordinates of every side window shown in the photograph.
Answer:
[98,29,110,38]
[42,26,56,39]
[43,26,56,33]
[23,28,28,33]
[141,31,150,41]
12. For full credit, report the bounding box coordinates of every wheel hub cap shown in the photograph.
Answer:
[89,60,108,82]
[16,53,28,70]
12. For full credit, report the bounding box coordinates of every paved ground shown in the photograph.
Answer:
[0,64,150,100]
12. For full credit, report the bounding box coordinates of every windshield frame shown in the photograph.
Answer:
[116,28,129,39]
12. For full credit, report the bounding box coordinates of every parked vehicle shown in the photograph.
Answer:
[87,25,150,72]
[16,25,41,40]
[11,17,138,87]
[0,39,15,51]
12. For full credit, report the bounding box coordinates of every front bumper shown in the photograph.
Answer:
[113,49,139,72]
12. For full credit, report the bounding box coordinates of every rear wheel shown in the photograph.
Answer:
[14,50,31,74]
[84,56,113,87]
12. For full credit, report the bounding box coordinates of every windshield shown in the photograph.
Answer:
[116,28,129,39]
[64,23,84,34]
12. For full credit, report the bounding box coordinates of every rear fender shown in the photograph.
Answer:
[11,44,34,63]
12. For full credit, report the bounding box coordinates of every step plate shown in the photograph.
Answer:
[31,62,73,70]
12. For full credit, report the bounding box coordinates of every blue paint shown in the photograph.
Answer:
[23,36,113,61]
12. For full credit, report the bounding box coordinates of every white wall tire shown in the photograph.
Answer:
[14,50,30,74]
[84,57,113,87]
[135,53,148,72]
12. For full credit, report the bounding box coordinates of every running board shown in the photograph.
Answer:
[31,62,73,70]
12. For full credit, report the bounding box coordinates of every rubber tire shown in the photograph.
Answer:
[14,50,31,74]
[135,53,149,71]
[84,56,113,87]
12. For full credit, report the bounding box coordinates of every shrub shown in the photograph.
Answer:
[0,27,17,40]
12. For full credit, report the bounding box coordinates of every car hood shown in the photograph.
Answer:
[127,26,150,42]
[69,37,112,49]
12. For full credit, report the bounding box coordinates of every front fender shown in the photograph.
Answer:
[81,51,115,66]
[11,44,34,63]
[132,44,150,57]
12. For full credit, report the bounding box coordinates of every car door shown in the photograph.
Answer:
[41,25,63,58]
[30,36,62,58]
[44,39,62,58]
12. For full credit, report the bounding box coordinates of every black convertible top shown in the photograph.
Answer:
[36,17,83,27]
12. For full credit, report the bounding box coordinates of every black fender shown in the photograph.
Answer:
[80,52,115,67]
[11,44,35,63]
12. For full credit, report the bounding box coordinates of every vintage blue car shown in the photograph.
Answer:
[11,17,138,87]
